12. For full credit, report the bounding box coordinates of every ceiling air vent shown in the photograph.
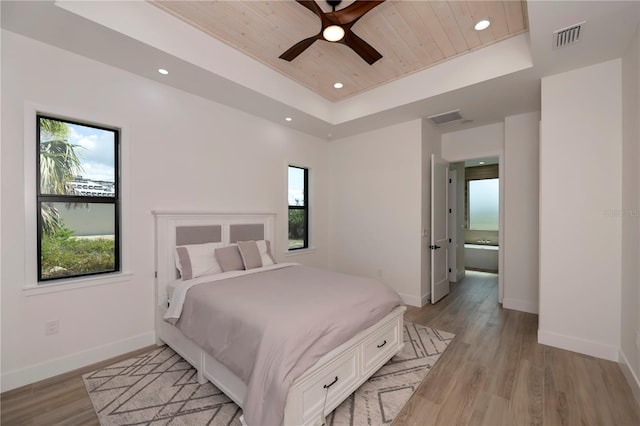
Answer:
[427,110,463,126]
[553,21,585,49]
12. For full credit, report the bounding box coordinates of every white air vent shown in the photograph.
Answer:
[553,21,585,49]
[427,110,463,126]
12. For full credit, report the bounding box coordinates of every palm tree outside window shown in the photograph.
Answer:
[37,115,120,282]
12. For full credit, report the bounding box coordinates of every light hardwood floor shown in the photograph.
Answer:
[2,270,640,425]
[397,270,640,426]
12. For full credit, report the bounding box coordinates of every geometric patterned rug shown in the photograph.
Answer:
[83,322,454,425]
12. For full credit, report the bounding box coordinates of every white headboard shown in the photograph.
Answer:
[152,211,276,309]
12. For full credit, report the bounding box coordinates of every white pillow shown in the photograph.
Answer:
[256,240,275,266]
[174,242,225,280]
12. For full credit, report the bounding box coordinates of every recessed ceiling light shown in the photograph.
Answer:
[333,82,344,89]
[474,19,491,31]
[479,161,486,165]
[158,68,169,75]
[285,117,292,122]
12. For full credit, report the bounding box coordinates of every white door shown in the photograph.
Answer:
[431,154,450,303]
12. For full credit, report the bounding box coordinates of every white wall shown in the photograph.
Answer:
[620,24,640,398]
[503,112,540,314]
[441,123,504,162]
[455,165,465,280]
[539,59,622,361]
[328,120,423,306]
[1,30,329,390]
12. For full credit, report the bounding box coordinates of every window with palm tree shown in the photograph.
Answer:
[37,115,120,282]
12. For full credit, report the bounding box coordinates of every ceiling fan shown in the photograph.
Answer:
[279,0,385,65]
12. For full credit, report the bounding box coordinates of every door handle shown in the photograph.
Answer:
[429,245,441,250]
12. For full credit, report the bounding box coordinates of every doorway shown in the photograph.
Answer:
[448,156,503,302]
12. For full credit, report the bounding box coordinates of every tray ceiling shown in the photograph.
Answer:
[151,1,529,102]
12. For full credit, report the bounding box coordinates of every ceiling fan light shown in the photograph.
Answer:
[323,25,345,42]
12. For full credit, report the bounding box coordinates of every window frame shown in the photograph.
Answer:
[287,165,309,251]
[36,113,121,283]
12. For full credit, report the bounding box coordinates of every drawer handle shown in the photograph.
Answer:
[323,376,339,389]
[377,340,387,348]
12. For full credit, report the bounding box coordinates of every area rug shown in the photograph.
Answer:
[83,323,454,425]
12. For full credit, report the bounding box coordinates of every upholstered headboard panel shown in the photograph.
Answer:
[176,225,222,246]
[229,224,265,243]
[153,212,276,313]
[174,224,265,246]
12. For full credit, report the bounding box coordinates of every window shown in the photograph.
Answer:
[288,165,308,250]
[468,178,499,231]
[37,115,120,282]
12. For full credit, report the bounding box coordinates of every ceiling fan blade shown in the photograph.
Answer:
[330,0,385,26]
[279,35,321,61]
[295,0,325,20]
[342,30,382,65]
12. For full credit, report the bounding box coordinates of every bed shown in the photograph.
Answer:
[153,211,406,426]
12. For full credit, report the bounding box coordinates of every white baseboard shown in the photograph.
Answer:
[538,329,619,361]
[503,297,538,314]
[619,349,640,406]
[397,292,424,307]
[1,331,155,392]
[457,270,465,282]
[421,292,431,307]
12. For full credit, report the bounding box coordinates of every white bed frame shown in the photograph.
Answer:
[153,211,406,426]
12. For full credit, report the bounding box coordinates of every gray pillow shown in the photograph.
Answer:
[214,245,245,272]
[238,241,262,270]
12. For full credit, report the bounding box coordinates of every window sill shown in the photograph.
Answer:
[22,271,133,296]
[283,247,316,257]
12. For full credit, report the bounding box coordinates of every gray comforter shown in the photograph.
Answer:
[174,264,403,426]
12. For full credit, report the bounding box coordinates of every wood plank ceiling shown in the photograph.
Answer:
[151,1,529,102]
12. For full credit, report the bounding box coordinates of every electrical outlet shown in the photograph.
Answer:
[45,320,59,336]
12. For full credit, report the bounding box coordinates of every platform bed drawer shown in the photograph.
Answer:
[297,348,359,424]
[362,319,401,375]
